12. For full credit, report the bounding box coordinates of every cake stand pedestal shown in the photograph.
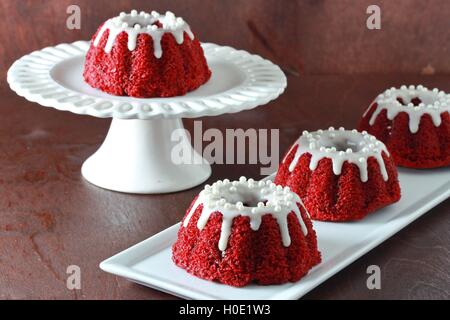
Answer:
[82,118,209,193]
[7,41,286,194]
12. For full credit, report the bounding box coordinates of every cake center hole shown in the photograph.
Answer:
[132,22,160,28]
[221,191,266,208]
[324,139,359,152]
[397,96,422,107]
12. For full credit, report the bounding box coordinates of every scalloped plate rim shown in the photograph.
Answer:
[7,41,287,119]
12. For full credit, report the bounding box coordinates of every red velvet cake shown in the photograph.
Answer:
[83,10,211,98]
[172,177,321,287]
[359,85,450,168]
[275,128,401,221]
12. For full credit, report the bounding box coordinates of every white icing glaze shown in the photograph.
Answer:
[182,177,309,252]
[366,85,450,133]
[93,10,194,58]
[286,128,390,183]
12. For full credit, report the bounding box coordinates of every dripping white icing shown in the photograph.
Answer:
[93,10,195,58]
[366,85,450,133]
[286,128,390,183]
[182,177,309,252]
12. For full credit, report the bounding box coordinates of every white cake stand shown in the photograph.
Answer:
[7,41,286,194]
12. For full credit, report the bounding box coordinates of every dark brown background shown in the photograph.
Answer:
[0,0,449,299]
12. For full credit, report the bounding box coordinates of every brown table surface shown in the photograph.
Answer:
[0,72,449,300]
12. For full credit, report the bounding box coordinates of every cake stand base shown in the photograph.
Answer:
[81,118,211,194]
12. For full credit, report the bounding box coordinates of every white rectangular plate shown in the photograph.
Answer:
[100,167,450,300]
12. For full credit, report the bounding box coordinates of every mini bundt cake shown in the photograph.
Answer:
[172,177,321,287]
[83,10,211,98]
[275,128,401,221]
[359,85,450,168]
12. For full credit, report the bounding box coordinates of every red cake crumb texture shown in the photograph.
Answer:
[83,10,211,98]
[358,85,450,168]
[275,128,401,221]
[172,177,321,287]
